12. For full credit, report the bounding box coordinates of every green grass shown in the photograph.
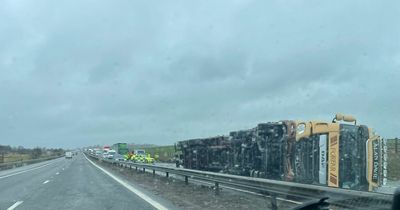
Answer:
[2,154,31,163]
[1,153,58,164]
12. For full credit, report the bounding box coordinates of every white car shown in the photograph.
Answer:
[105,150,116,159]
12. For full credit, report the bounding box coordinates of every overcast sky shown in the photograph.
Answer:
[1,1,399,148]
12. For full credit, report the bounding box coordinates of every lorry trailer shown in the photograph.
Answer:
[176,114,387,192]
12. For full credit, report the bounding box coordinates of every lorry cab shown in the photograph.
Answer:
[293,113,387,191]
[65,152,73,159]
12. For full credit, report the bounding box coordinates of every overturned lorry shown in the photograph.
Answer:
[176,114,387,192]
[227,121,296,181]
[177,136,230,172]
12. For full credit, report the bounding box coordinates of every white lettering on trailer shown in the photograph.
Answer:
[319,135,327,185]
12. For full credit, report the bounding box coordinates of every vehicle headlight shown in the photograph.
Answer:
[297,123,306,134]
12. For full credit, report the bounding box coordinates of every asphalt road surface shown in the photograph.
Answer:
[0,153,171,210]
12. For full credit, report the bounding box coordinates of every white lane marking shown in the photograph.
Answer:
[0,162,56,180]
[84,155,168,210]
[7,201,23,210]
[56,172,59,175]
[43,180,50,184]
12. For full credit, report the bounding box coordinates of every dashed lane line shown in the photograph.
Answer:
[7,201,23,210]
[0,161,57,180]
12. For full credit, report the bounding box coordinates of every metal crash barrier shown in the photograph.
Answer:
[85,152,392,210]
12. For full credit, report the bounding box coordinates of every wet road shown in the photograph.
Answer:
[0,153,166,210]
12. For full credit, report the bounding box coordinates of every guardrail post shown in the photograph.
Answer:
[215,182,220,195]
[143,168,146,172]
[166,172,169,177]
[270,194,277,210]
[185,176,188,184]
[153,169,155,177]
[135,166,138,171]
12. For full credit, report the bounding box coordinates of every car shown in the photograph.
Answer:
[105,150,116,159]
[113,154,125,161]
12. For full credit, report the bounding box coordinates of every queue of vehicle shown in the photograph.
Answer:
[86,143,155,164]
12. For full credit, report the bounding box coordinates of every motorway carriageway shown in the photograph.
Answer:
[0,153,176,210]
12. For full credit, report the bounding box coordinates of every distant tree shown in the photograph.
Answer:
[55,148,65,156]
[46,148,64,156]
[31,147,42,159]
[16,146,30,154]
[0,145,12,153]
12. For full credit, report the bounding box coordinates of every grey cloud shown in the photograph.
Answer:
[0,0,399,148]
